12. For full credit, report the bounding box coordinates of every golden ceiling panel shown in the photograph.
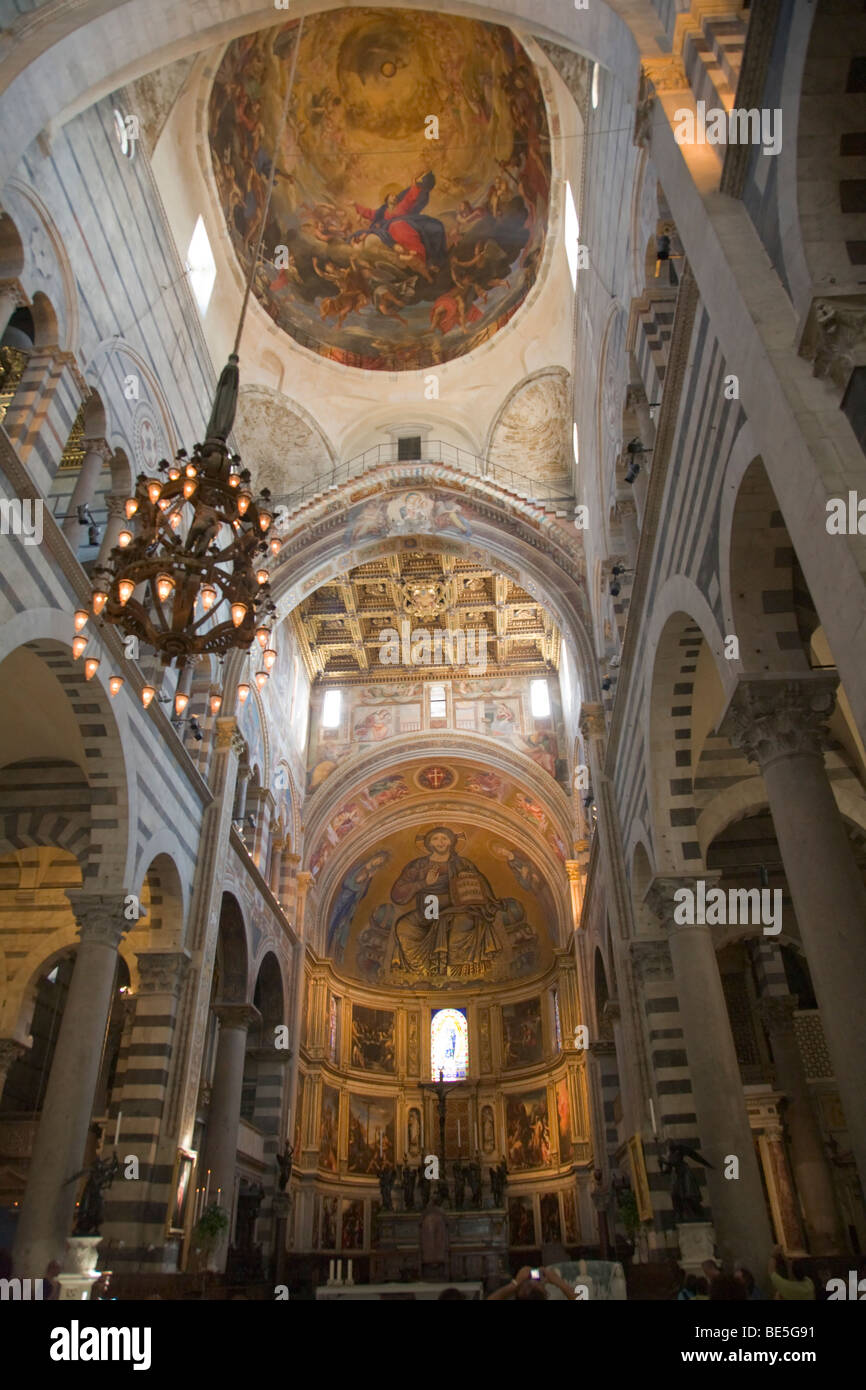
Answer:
[294,551,559,681]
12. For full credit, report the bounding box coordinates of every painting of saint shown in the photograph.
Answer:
[502,997,544,1068]
[555,1079,573,1164]
[508,1196,536,1246]
[389,827,506,979]
[407,1106,421,1157]
[319,1083,339,1172]
[347,1094,396,1173]
[366,774,409,808]
[506,1090,551,1171]
[540,1193,562,1245]
[321,1196,338,1249]
[354,707,393,741]
[326,850,391,962]
[341,1199,365,1250]
[351,1004,396,1073]
[481,1104,496,1154]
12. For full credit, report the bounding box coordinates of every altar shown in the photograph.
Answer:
[370,1208,508,1284]
[317,1280,483,1301]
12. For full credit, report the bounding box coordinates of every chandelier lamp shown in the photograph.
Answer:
[90,17,307,700]
[91,389,278,671]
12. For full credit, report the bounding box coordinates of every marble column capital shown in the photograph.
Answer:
[645,872,722,933]
[213,1002,261,1033]
[66,891,128,950]
[718,673,838,771]
[757,994,798,1035]
[297,871,313,890]
[0,277,27,310]
[104,491,128,521]
[247,1045,292,1064]
[81,436,113,465]
[214,716,243,753]
[565,859,585,884]
[135,949,191,997]
[629,937,674,983]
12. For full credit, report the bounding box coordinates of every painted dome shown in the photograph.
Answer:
[208,8,551,371]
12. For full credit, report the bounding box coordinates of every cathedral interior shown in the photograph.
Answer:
[1,0,865,1309]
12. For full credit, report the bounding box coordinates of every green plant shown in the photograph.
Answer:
[617,1189,641,1238]
[195,1202,228,1250]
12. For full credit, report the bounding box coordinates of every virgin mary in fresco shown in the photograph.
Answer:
[389,827,506,978]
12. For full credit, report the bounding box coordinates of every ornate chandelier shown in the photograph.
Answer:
[92,354,279,669]
[91,18,309,690]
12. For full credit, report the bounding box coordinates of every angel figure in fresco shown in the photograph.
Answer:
[326,850,391,961]
[389,827,507,979]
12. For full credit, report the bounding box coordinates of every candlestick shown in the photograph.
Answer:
[457,1118,461,1148]
[328,1259,335,1285]
[347,1258,353,1285]
[204,1169,211,1204]
[114,1110,122,1147]
[336,1258,342,1284]
[217,1186,221,1204]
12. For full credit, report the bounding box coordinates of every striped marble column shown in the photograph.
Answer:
[102,949,191,1269]
[4,348,84,494]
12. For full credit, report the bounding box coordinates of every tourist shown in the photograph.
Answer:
[767,1247,815,1300]
[709,1274,747,1301]
[734,1266,763,1300]
[487,1265,578,1300]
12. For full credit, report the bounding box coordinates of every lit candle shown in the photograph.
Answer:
[217,1187,221,1205]
[204,1169,211,1204]
[114,1111,122,1147]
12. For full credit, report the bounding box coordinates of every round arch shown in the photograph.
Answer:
[265,464,597,702]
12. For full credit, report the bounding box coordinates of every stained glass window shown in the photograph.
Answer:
[431,1007,468,1081]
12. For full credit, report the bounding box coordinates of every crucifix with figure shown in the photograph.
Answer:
[421,1068,451,1201]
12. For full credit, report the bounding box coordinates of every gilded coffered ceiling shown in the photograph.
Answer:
[293,550,560,680]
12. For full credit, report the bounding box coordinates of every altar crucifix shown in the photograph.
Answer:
[421,1068,452,1200]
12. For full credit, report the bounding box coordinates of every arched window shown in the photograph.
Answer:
[431,1007,468,1081]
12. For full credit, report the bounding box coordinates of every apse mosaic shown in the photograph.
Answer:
[324,825,555,989]
[209,10,551,371]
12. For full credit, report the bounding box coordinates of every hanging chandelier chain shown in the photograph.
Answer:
[233,15,305,357]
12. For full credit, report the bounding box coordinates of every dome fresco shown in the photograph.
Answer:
[209,9,551,371]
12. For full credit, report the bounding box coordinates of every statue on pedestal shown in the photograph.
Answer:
[378,1162,396,1211]
[400,1158,417,1211]
[490,1158,507,1208]
[453,1161,466,1210]
[67,1152,120,1236]
[467,1153,483,1210]
[659,1141,713,1223]
[276,1143,294,1192]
